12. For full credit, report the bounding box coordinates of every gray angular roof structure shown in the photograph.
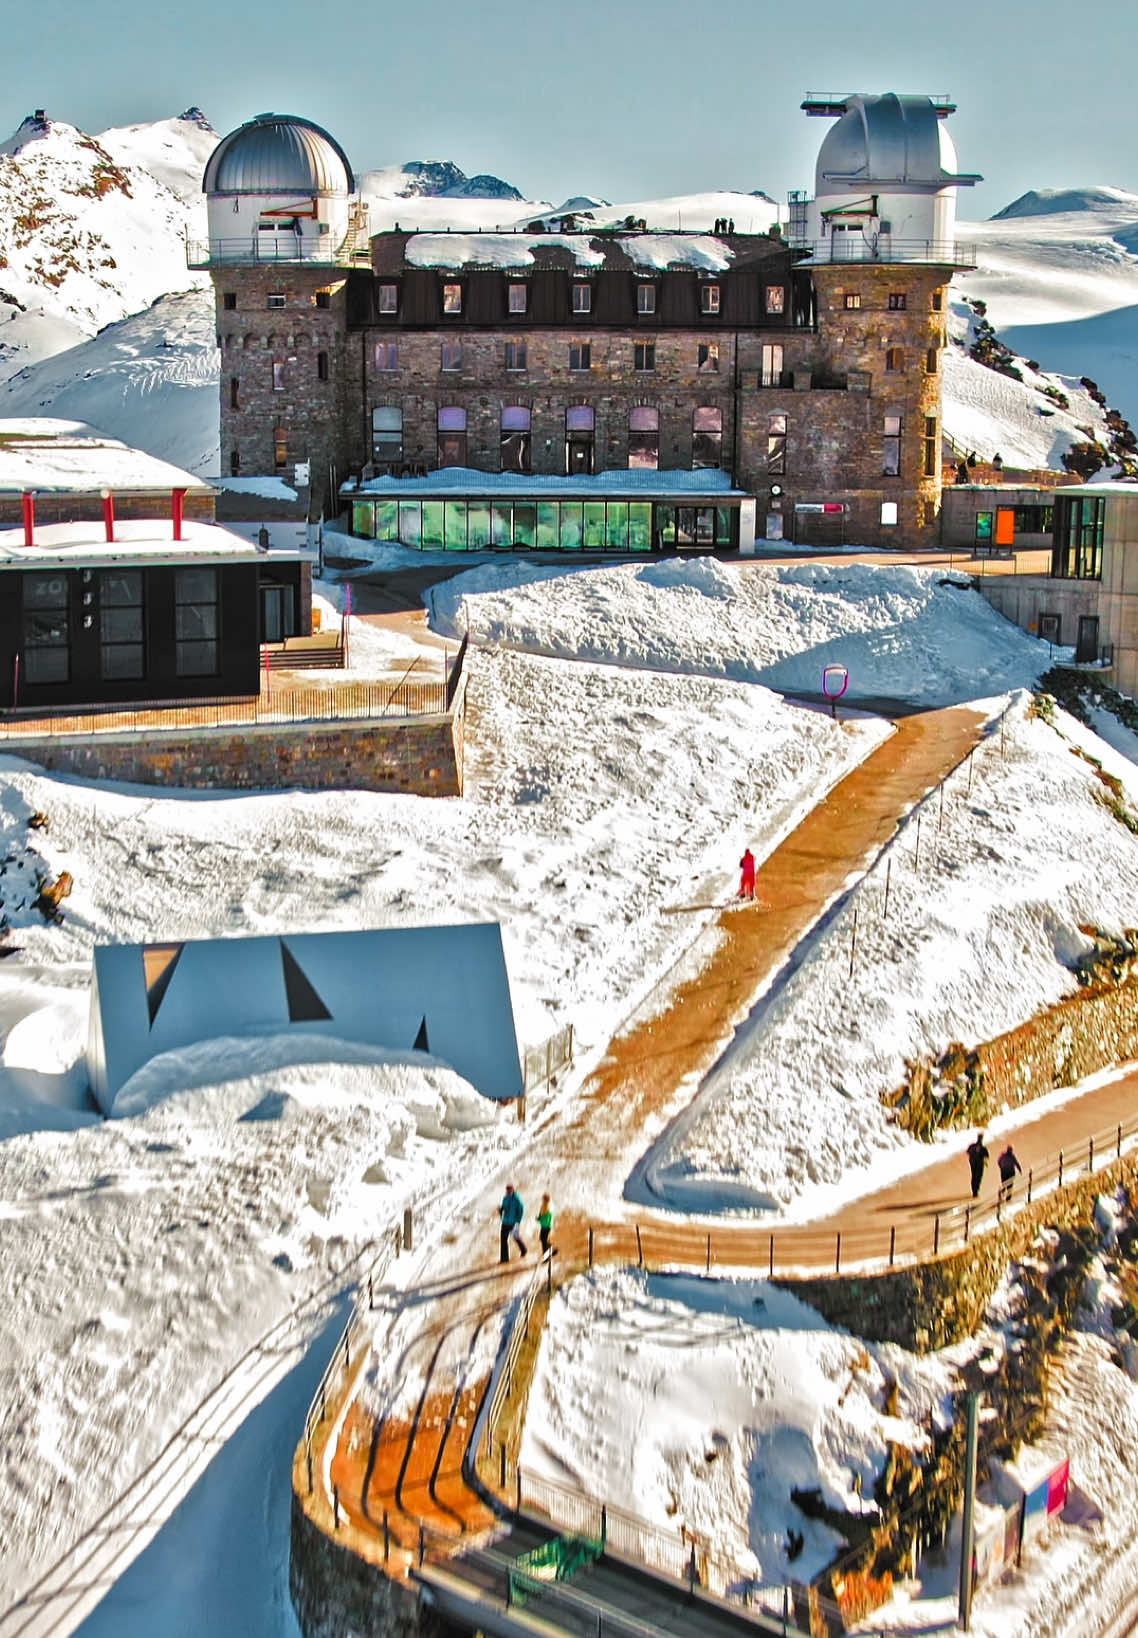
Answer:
[815,93,980,195]
[203,112,355,196]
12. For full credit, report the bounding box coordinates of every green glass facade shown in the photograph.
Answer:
[350,497,737,552]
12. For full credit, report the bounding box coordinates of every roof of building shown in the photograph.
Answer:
[345,467,746,500]
[1052,481,1138,498]
[0,420,216,496]
[203,112,355,197]
[0,518,305,570]
[371,230,787,276]
[814,93,980,195]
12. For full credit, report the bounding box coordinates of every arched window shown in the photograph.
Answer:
[438,406,467,467]
[501,406,531,473]
[693,406,723,468]
[566,405,595,475]
[885,347,903,372]
[628,405,659,469]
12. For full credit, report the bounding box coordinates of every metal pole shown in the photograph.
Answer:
[706,1233,712,1274]
[1089,1135,1094,1173]
[915,813,922,871]
[589,1226,594,1267]
[968,749,975,795]
[636,1225,643,1266]
[882,856,891,920]
[1058,1149,1064,1188]
[889,1225,896,1267]
[933,1212,941,1256]
[959,1391,980,1630]
[768,1234,774,1277]
[403,1206,413,1252]
[848,908,858,980]
[835,1232,841,1273]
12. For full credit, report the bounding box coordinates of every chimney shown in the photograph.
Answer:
[33,109,45,124]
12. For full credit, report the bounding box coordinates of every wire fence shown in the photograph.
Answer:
[523,1022,575,1096]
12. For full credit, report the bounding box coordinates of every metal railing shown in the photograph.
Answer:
[185,237,358,267]
[523,1022,575,1095]
[788,237,976,266]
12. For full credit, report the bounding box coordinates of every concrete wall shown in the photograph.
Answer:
[6,696,465,795]
[939,484,1060,551]
[1096,491,1138,696]
[973,572,1099,652]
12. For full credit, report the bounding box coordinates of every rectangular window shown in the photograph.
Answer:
[438,405,467,467]
[317,351,329,382]
[931,290,944,311]
[175,567,218,677]
[1052,496,1105,579]
[504,341,527,371]
[1039,613,1062,646]
[372,406,403,462]
[697,342,719,374]
[375,341,398,371]
[926,347,938,374]
[843,293,861,310]
[442,282,462,314]
[22,572,69,685]
[693,406,723,469]
[566,405,595,475]
[266,292,285,309]
[924,416,937,478]
[223,291,237,311]
[1014,504,1054,533]
[99,569,144,680]
[764,284,785,315]
[441,339,463,371]
[634,342,656,372]
[880,501,899,526]
[760,343,783,388]
[636,284,656,315]
[885,347,902,372]
[378,283,398,314]
[883,414,901,476]
[501,406,532,473]
[700,284,721,314]
[273,426,288,468]
[888,292,907,311]
[569,343,592,371]
[229,377,239,410]
[628,405,659,470]
[315,289,331,309]
[272,361,285,391]
[767,412,787,476]
[572,283,592,314]
[975,512,993,542]
[508,282,527,314]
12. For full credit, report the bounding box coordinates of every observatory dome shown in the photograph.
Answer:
[203,113,354,196]
[815,94,968,196]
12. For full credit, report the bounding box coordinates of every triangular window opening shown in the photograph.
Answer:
[413,1016,430,1053]
[144,942,185,1028]
[280,942,333,1022]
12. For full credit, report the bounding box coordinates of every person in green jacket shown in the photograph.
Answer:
[537,1193,554,1256]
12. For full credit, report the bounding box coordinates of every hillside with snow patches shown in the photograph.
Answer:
[2,108,1138,481]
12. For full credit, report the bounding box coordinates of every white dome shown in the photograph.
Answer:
[815,94,977,196]
[204,113,354,197]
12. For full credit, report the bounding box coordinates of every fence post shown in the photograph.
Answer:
[933,1213,941,1256]
[333,1486,341,1530]
[835,1232,841,1274]
[706,1233,712,1274]
[1089,1135,1094,1174]
[403,1207,413,1252]
[964,1205,971,1245]
[320,1384,326,1423]
[589,1227,595,1267]
[636,1225,643,1267]
[889,1225,896,1267]
[500,1443,507,1488]
[768,1234,774,1277]
[1027,1168,1033,1203]
[418,1525,426,1566]
[383,1509,391,1562]
[344,1332,350,1370]
[1058,1149,1064,1188]
[307,1445,314,1493]
[1119,1124,1123,1160]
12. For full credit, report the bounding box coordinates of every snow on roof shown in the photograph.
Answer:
[1055,480,1138,497]
[0,419,216,495]
[402,232,737,272]
[0,517,304,569]
[347,467,744,499]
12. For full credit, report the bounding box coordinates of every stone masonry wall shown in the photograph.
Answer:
[9,704,464,796]
[779,1153,1138,1352]
[289,1489,424,1638]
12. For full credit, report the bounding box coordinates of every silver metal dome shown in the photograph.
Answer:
[815,94,979,196]
[203,113,354,196]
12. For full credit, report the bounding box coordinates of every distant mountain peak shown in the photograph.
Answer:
[360,159,522,202]
[991,185,1138,220]
[177,107,214,132]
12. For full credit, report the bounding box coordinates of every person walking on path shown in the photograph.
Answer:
[499,1184,527,1263]
[966,1132,989,1199]
[537,1193,554,1256]
[738,848,756,901]
[998,1143,1022,1202]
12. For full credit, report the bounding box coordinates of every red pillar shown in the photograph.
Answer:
[172,488,186,542]
[102,492,115,543]
[21,492,34,549]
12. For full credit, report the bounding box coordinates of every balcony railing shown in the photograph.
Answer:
[185,237,362,269]
[788,237,976,267]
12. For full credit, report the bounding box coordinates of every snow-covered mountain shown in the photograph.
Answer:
[359,159,523,200]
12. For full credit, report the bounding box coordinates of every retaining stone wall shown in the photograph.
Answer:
[290,1490,425,1638]
[779,1153,1138,1351]
[8,700,464,796]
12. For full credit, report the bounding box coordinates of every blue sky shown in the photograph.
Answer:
[4,0,1132,218]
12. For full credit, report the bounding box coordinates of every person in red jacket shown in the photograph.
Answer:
[738,848,756,900]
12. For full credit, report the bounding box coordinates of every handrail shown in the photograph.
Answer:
[786,237,976,267]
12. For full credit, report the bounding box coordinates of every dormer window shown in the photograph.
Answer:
[764,285,785,315]
[442,282,463,314]
[636,283,657,315]
[508,282,527,314]
[378,283,398,314]
[700,284,721,315]
[572,283,592,314]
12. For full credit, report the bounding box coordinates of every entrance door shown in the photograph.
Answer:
[261,583,296,643]
[1076,615,1099,664]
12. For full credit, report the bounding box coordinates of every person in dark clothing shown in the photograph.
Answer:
[499,1184,527,1262]
[997,1144,1022,1201]
[966,1132,989,1199]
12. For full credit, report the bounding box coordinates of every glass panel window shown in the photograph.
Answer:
[700,284,721,314]
[572,283,592,314]
[374,501,398,541]
[566,406,595,430]
[843,292,861,310]
[266,292,285,309]
[1051,496,1105,579]
[508,282,527,313]
[764,285,785,315]
[606,501,629,550]
[22,572,69,685]
[442,282,462,314]
[272,361,285,390]
[175,567,218,677]
[537,503,559,550]
[628,405,659,470]
[975,512,993,542]
[634,342,655,372]
[628,502,652,552]
[698,342,719,374]
[378,283,398,313]
[491,504,513,546]
[767,412,787,476]
[375,341,398,371]
[504,341,527,371]
[924,416,938,478]
[441,339,463,371]
[559,503,583,550]
[881,501,899,526]
[883,414,901,477]
[888,293,907,311]
[99,568,145,683]
[885,347,902,372]
[399,501,422,547]
[760,343,783,388]
[444,501,468,551]
[273,426,288,468]
[932,290,944,311]
[468,503,491,550]
[693,406,723,469]
[438,406,467,467]
[636,284,656,315]
[569,343,592,371]
[926,347,938,374]
[513,504,536,548]
[372,406,402,462]
[501,406,532,473]
[583,502,606,550]
[422,501,444,549]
